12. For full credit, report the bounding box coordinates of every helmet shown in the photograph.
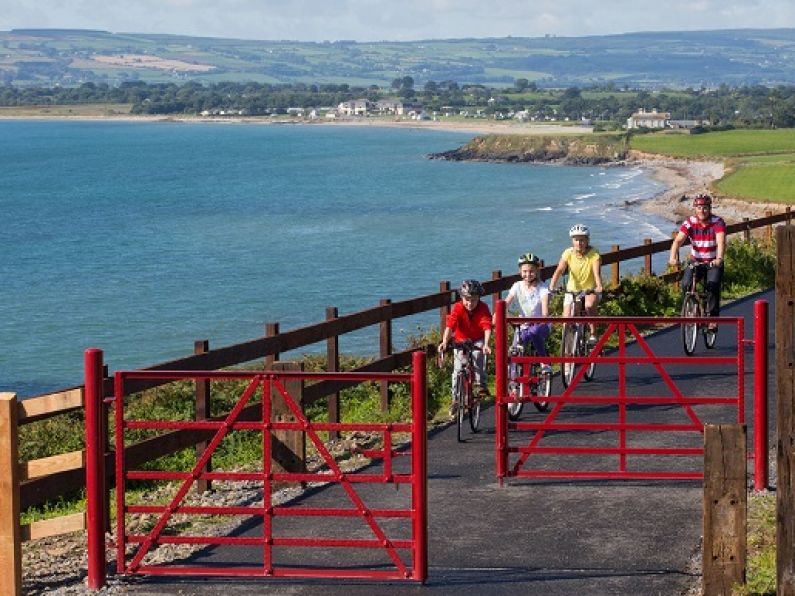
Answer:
[517,252,541,267]
[569,224,590,237]
[459,279,485,298]
[693,193,712,206]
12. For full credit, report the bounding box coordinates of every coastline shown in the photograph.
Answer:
[1,111,784,224]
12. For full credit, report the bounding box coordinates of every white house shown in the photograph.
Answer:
[627,108,670,129]
[337,99,370,116]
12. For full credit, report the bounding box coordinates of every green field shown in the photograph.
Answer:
[631,129,795,203]
[630,128,795,157]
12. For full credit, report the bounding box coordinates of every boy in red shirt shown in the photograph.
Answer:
[438,279,492,414]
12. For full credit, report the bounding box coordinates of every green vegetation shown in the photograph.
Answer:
[3,28,795,89]
[629,129,795,203]
[630,129,795,158]
[735,492,776,595]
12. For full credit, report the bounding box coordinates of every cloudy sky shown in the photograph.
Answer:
[1,0,793,42]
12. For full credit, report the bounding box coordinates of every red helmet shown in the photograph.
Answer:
[693,193,712,207]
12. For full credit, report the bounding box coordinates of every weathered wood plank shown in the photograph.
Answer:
[776,224,795,595]
[20,450,85,481]
[21,512,85,542]
[703,424,747,595]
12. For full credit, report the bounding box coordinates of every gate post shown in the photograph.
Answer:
[0,393,21,596]
[411,351,428,583]
[85,348,107,590]
[776,224,795,594]
[495,299,507,484]
[379,298,392,413]
[703,424,747,595]
[753,300,769,491]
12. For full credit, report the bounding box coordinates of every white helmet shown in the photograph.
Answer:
[569,224,590,237]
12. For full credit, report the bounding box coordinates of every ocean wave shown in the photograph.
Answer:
[573,192,596,201]
[535,206,553,211]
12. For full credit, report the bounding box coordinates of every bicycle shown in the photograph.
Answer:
[680,261,718,355]
[560,290,598,388]
[438,339,483,442]
[507,325,552,420]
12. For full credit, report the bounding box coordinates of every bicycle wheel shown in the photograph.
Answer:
[533,362,551,412]
[582,327,596,382]
[469,390,481,433]
[454,373,466,443]
[507,359,525,421]
[560,324,578,388]
[703,319,718,349]
[681,294,700,356]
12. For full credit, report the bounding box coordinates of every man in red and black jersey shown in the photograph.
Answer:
[668,193,727,319]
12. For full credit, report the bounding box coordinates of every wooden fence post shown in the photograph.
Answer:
[439,281,451,338]
[379,299,392,413]
[776,224,795,594]
[0,393,21,596]
[787,206,792,225]
[491,270,502,312]
[194,340,211,493]
[611,244,620,287]
[743,217,751,242]
[264,322,279,370]
[644,238,652,275]
[703,424,747,595]
[326,307,340,440]
[270,362,306,474]
[766,210,773,240]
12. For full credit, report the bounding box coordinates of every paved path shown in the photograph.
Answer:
[118,289,776,595]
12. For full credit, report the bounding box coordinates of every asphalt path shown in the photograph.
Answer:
[117,289,776,595]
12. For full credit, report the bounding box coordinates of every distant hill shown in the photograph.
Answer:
[2,28,795,88]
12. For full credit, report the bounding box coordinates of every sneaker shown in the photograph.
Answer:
[541,365,553,375]
[588,335,598,347]
[706,323,718,333]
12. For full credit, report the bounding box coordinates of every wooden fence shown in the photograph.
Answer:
[0,207,790,594]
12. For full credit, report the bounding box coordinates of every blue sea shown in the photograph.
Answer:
[0,120,673,397]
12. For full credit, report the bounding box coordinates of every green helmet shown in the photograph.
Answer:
[517,252,541,267]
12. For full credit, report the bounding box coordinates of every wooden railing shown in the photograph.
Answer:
[0,207,790,594]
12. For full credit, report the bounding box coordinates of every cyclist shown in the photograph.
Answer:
[668,193,726,325]
[438,279,492,415]
[549,224,604,345]
[503,252,552,373]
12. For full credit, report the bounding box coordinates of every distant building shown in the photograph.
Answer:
[627,108,670,129]
[337,99,370,116]
[375,99,404,115]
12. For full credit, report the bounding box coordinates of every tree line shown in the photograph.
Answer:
[1,79,795,127]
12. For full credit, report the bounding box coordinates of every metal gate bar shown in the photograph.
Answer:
[494,302,753,483]
[87,351,427,584]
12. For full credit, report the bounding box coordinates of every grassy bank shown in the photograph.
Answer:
[629,128,795,203]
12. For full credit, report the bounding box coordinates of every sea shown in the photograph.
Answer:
[0,120,674,397]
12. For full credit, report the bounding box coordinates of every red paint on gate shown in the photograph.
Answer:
[89,352,427,585]
[494,301,767,483]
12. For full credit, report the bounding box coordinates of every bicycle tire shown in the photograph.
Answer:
[454,372,466,443]
[560,324,578,388]
[469,393,481,433]
[681,294,700,355]
[703,324,718,349]
[582,326,596,382]
[533,363,551,412]
[507,359,525,421]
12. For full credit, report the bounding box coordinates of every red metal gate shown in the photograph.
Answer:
[494,300,768,485]
[85,350,427,587]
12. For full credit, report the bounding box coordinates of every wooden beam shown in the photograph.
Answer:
[703,424,746,595]
[0,393,21,596]
[21,512,85,542]
[20,450,85,481]
[777,224,795,595]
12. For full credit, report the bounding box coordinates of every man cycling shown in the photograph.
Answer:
[549,224,603,345]
[668,193,726,325]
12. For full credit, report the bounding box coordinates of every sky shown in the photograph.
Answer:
[1,0,793,42]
